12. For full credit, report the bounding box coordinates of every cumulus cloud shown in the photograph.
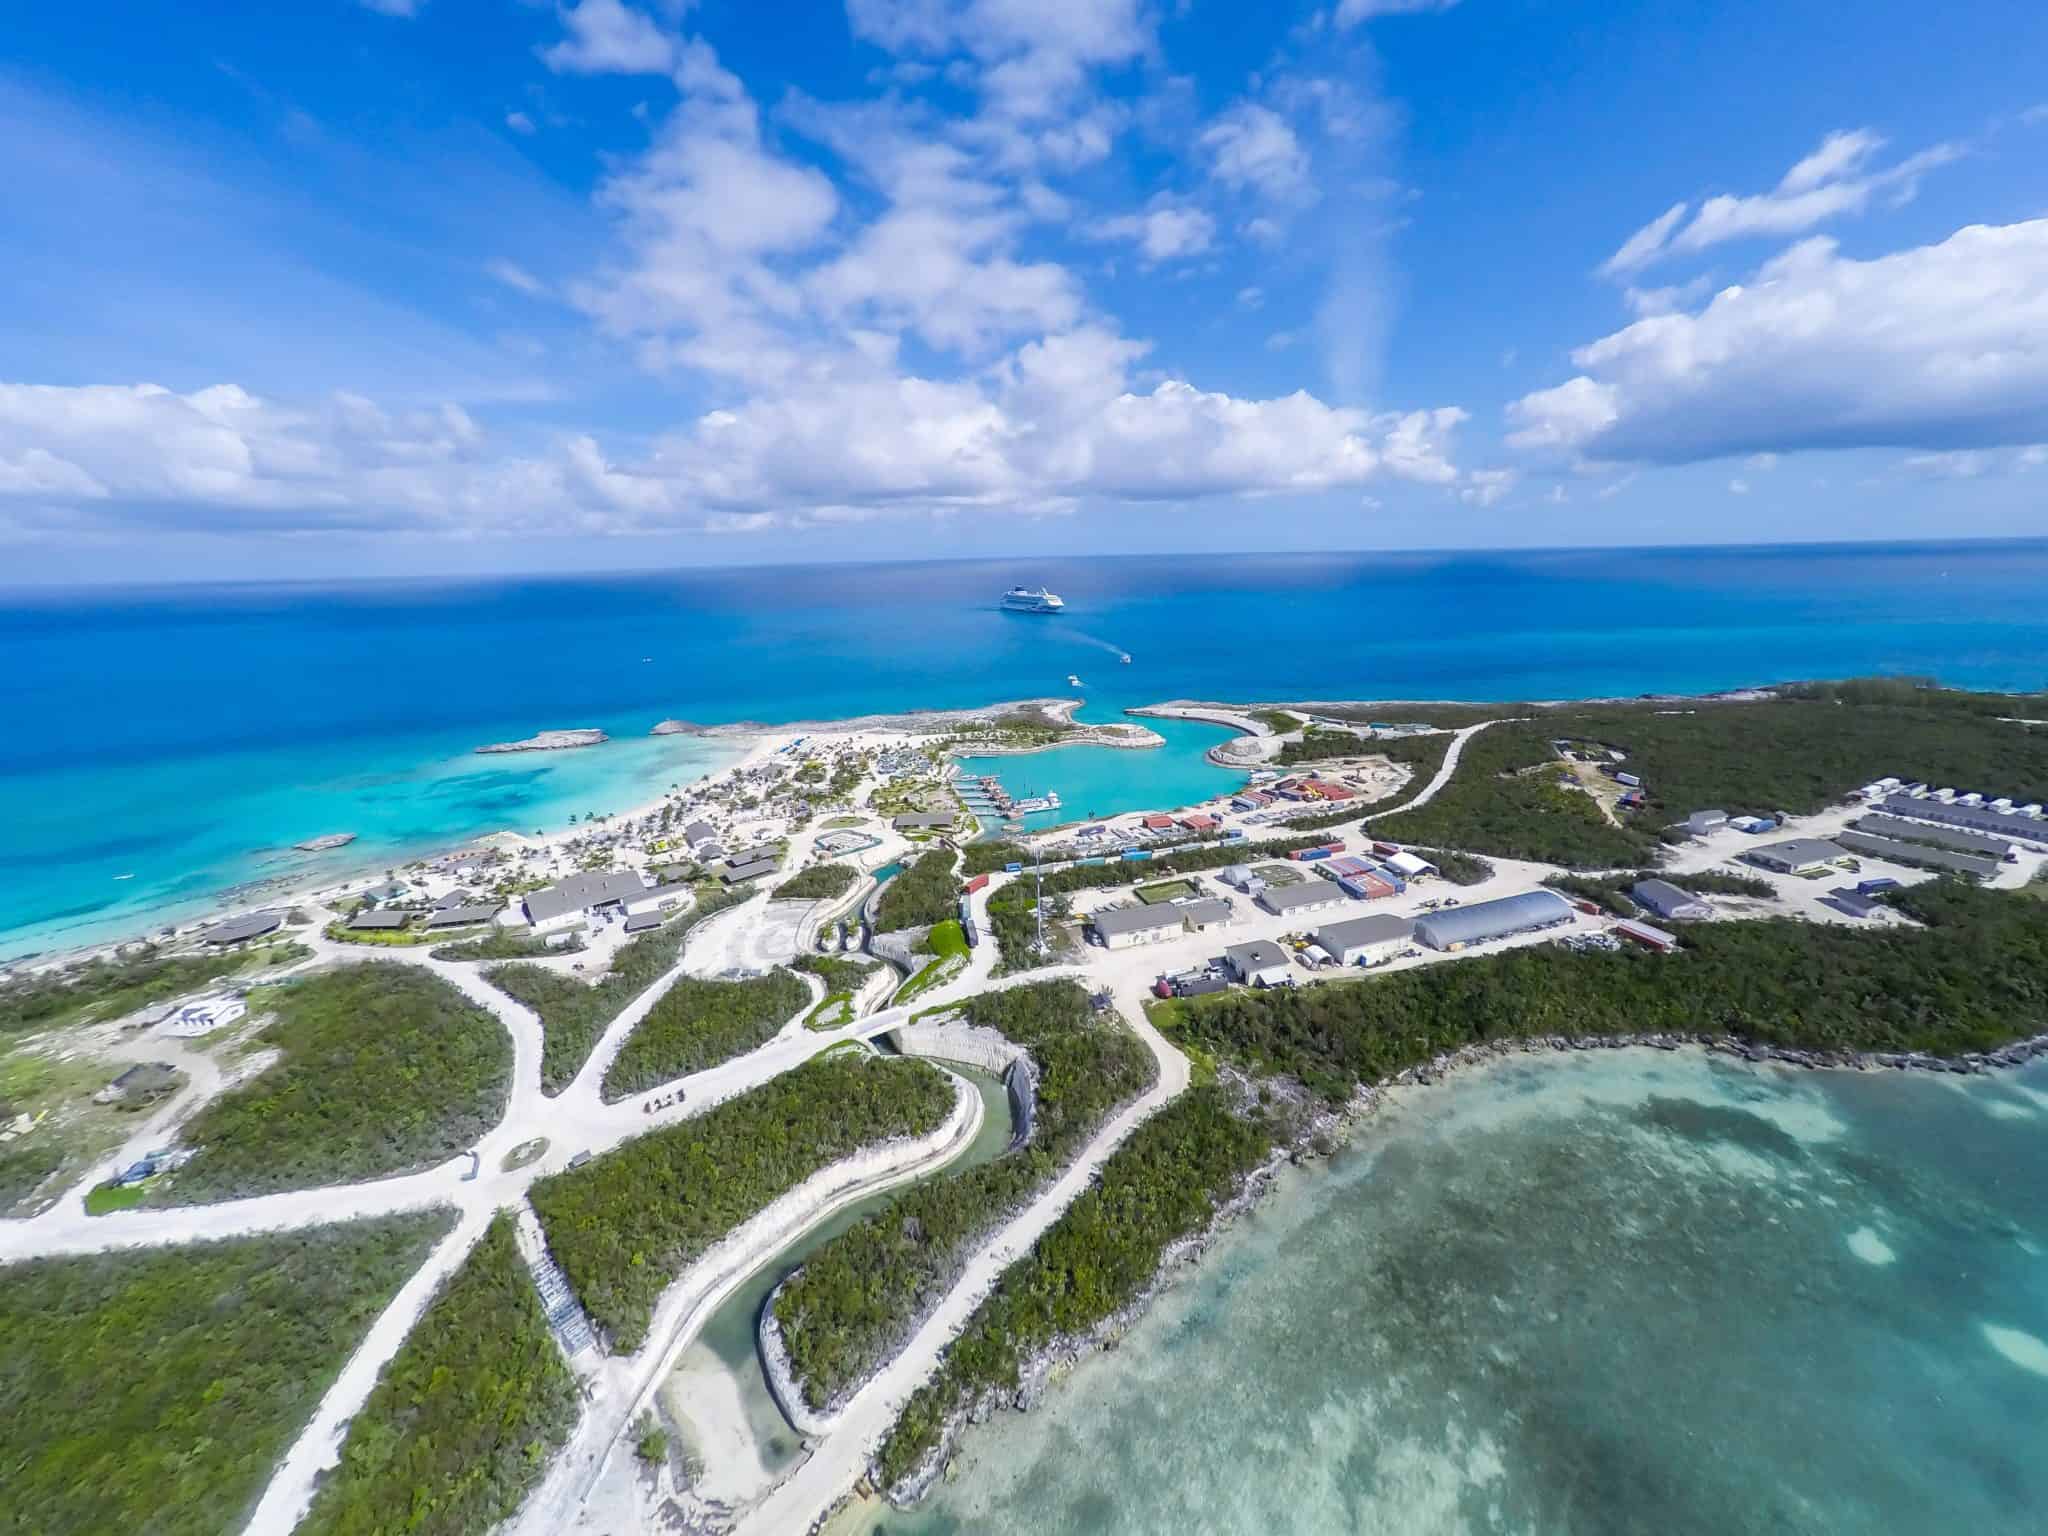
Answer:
[487,259,547,297]
[1601,129,1961,277]
[505,110,536,135]
[1510,219,2048,464]
[543,0,679,76]
[1088,199,1216,264]
[1200,103,1311,203]
[1457,467,1513,507]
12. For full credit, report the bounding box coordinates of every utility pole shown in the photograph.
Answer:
[1033,840,1046,956]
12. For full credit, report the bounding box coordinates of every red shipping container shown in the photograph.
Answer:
[963,873,990,894]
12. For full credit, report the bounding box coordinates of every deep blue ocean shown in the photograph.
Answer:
[4,541,2045,959]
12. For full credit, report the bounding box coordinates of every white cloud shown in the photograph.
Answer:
[505,110,536,135]
[1457,466,1514,506]
[487,259,548,297]
[1335,0,1460,25]
[1727,477,1750,495]
[2019,104,2048,127]
[357,0,425,16]
[1622,274,1711,316]
[1089,200,1216,264]
[1237,286,1264,310]
[1201,104,1311,203]
[1601,129,1961,277]
[543,0,679,76]
[1745,452,1779,470]
[1511,219,2048,464]
[2021,444,2048,468]
[1901,450,1991,479]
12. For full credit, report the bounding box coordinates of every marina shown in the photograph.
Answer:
[956,770,1063,824]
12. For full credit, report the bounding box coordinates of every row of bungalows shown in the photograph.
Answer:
[1089,896,1234,950]
[1851,813,2018,861]
[1833,830,2002,880]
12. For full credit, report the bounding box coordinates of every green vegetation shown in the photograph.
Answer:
[83,1180,151,1214]
[0,939,308,1037]
[1133,878,1201,904]
[985,836,1329,971]
[0,1136,69,1212]
[795,953,883,1029]
[531,1055,955,1350]
[601,969,813,1099]
[1542,872,1643,918]
[775,862,859,901]
[776,981,1155,1413]
[1251,709,1301,735]
[489,892,743,1094]
[877,1086,1274,1489]
[1370,722,1654,867]
[0,1212,448,1536]
[431,928,576,962]
[634,1415,670,1467]
[962,841,1029,876]
[300,1214,578,1536]
[1546,867,1777,916]
[1163,882,2048,1100]
[145,965,509,1205]
[893,919,971,1006]
[1274,725,1365,764]
[874,848,961,933]
[1402,847,1494,885]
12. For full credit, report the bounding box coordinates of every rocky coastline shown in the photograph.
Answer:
[475,728,608,754]
[873,1026,2048,1508]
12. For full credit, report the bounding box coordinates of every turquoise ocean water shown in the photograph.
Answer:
[4,541,2046,958]
[871,1050,2048,1536]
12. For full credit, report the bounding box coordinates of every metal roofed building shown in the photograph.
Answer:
[626,882,693,916]
[1878,792,2048,845]
[1687,809,1729,836]
[522,870,651,931]
[1833,831,2001,880]
[1742,838,1848,876]
[1090,904,1186,949]
[1852,813,2014,859]
[893,812,956,831]
[623,911,664,934]
[1413,890,1575,952]
[424,903,501,929]
[1179,897,1234,931]
[347,909,411,931]
[1314,914,1414,966]
[1224,940,1292,987]
[721,857,780,885]
[1255,881,1351,918]
[201,910,285,945]
[1630,879,1714,921]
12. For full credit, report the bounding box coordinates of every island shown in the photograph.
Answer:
[6,675,2047,1536]
[292,833,356,852]
[475,728,608,754]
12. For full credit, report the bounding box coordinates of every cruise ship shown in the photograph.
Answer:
[1000,585,1065,614]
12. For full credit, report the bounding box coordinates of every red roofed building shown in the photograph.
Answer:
[1179,814,1219,832]
[1142,814,1175,830]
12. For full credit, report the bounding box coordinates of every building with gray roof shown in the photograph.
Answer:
[201,910,285,945]
[1255,881,1350,917]
[893,812,956,831]
[424,903,500,929]
[1631,879,1714,921]
[1413,890,1574,952]
[1833,831,2000,880]
[1314,914,1414,966]
[1224,940,1292,987]
[1089,904,1185,949]
[1879,792,2047,846]
[1852,814,2014,859]
[1742,838,1848,876]
[522,870,650,930]
[721,857,779,885]
[347,909,411,931]
[1179,897,1233,931]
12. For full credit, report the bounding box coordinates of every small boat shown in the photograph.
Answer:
[1068,674,1084,687]
[114,873,134,881]
[641,656,653,662]
[1119,653,1132,664]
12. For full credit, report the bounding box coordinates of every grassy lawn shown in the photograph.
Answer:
[300,1214,579,1536]
[0,1212,450,1536]
[1252,862,1305,887]
[1133,878,1200,904]
[1,1051,175,1216]
[823,815,867,829]
[894,919,971,1005]
[142,965,510,1205]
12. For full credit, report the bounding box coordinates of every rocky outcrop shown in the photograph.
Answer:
[649,719,708,736]
[293,833,356,852]
[474,729,607,754]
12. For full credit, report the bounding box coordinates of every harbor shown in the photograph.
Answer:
[956,769,1062,825]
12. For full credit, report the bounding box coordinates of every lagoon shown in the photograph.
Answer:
[863,1050,2048,1535]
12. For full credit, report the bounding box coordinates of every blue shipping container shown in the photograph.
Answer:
[1122,849,1152,862]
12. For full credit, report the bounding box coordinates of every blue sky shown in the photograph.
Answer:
[3,0,2045,582]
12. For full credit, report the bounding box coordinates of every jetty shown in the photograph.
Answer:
[958,772,1062,819]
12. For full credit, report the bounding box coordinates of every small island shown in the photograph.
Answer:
[292,833,357,852]
[475,729,608,755]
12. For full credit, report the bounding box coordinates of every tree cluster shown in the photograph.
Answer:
[600,968,812,1099]
[874,848,961,933]
[530,1055,954,1350]
[877,1087,1275,1490]
[0,939,309,1037]
[773,981,1155,1410]
[146,966,510,1205]
[775,863,859,900]
[300,1214,579,1536]
[0,1212,448,1536]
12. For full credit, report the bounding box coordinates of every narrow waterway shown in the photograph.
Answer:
[658,1062,1018,1504]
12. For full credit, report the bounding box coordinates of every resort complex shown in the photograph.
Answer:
[5,679,2048,1536]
